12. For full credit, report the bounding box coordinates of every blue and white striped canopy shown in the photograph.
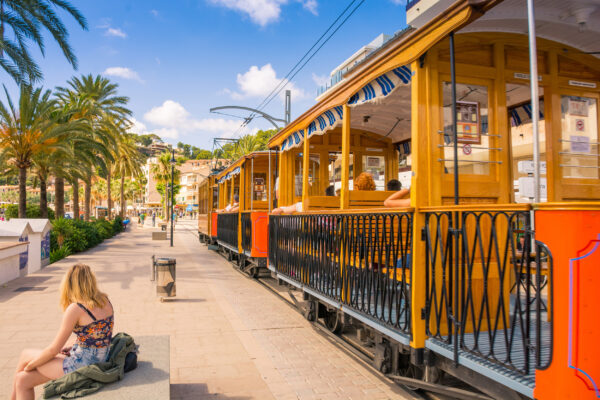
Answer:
[348,65,412,106]
[217,166,241,184]
[278,65,412,152]
[510,101,544,127]
[280,129,304,152]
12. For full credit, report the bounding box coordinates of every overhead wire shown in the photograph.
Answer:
[231,0,366,136]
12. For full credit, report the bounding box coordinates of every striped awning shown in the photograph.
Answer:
[280,129,304,152]
[279,65,413,152]
[217,166,241,184]
[510,100,545,127]
[348,65,412,106]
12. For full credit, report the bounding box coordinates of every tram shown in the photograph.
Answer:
[197,171,219,245]
[263,0,600,399]
[198,0,600,398]
[212,151,277,276]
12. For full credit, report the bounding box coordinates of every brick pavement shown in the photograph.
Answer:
[0,219,414,399]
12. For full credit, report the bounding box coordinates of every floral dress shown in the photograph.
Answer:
[62,302,114,374]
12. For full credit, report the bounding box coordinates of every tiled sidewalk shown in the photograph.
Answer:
[0,220,412,399]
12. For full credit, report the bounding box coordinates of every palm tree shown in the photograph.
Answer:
[0,0,88,83]
[0,85,76,217]
[114,134,143,218]
[56,74,131,220]
[151,151,181,222]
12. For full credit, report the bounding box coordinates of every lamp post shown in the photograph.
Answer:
[170,149,176,247]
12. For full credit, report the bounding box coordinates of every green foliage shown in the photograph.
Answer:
[49,217,124,262]
[50,245,71,264]
[195,149,213,159]
[4,204,55,220]
[215,129,278,161]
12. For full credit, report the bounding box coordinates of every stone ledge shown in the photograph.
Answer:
[44,335,170,400]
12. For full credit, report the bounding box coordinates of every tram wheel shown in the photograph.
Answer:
[250,267,259,279]
[304,301,317,322]
[324,310,344,334]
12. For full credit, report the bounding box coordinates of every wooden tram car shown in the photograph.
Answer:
[199,0,600,398]
[197,171,219,245]
[212,152,276,276]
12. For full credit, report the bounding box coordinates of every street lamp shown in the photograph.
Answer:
[170,149,176,247]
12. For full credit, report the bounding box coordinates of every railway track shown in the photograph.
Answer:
[177,224,492,400]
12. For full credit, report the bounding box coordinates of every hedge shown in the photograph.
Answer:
[49,216,125,263]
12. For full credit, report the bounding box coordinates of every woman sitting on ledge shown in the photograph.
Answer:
[11,264,114,400]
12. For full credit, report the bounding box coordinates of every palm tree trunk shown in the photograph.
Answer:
[18,166,27,218]
[39,174,48,218]
[106,169,112,219]
[72,179,79,220]
[54,176,65,218]
[84,179,91,221]
[120,175,125,218]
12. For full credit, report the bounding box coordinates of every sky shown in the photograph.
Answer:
[1,0,408,150]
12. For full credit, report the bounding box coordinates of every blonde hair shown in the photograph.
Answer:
[60,264,108,311]
[355,172,376,191]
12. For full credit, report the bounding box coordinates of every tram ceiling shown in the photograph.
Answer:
[461,0,600,57]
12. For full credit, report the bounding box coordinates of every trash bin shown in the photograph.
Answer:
[156,257,176,299]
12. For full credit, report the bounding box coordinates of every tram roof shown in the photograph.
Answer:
[269,0,600,150]
[214,151,274,181]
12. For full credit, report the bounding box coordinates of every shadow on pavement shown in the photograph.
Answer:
[171,384,252,400]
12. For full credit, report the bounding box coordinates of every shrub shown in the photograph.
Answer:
[50,245,71,263]
[94,219,113,240]
[112,216,124,235]
[5,204,55,220]
[64,227,88,253]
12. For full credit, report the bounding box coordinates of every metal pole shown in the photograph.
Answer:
[450,32,459,206]
[285,90,291,125]
[268,150,272,212]
[251,157,254,211]
[170,149,174,247]
[527,0,541,204]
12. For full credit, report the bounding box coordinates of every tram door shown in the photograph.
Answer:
[506,83,547,203]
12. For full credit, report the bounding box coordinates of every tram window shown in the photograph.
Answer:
[252,173,267,201]
[212,187,218,209]
[362,155,386,190]
[507,83,547,202]
[294,153,321,197]
[398,140,412,189]
[560,95,599,180]
[328,152,354,192]
[443,82,490,175]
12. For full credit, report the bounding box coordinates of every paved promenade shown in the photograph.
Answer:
[0,219,412,399]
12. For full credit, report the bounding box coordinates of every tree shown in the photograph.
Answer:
[195,149,213,159]
[114,134,143,218]
[151,151,182,222]
[0,85,78,217]
[56,74,131,220]
[0,0,88,84]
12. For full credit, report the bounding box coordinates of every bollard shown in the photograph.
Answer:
[150,255,156,281]
[156,257,176,300]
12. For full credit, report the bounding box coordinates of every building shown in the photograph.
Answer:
[316,33,392,99]
[176,160,214,213]
[142,156,163,212]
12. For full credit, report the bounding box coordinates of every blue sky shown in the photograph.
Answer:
[2,0,408,149]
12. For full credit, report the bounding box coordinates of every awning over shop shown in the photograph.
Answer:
[278,65,412,152]
[217,166,241,184]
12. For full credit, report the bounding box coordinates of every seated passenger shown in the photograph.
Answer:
[355,172,376,191]
[325,185,335,197]
[384,188,410,208]
[217,194,239,213]
[271,201,304,215]
[387,179,402,191]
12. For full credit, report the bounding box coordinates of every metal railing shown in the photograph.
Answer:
[241,212,252,253]
[423,209,553,376]
[217,213,238,251]
[269,212,413,334]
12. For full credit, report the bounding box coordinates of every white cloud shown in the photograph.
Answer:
[128,117,148,134]
[228,63,305,102]
[311,72,329,87]
[143,100,245,140]
[208,0,318,26]
[300,0,317,15]
[103,67,144,83]
[105,27,127,38]
[150,9,159,17]
[390,0,406,4]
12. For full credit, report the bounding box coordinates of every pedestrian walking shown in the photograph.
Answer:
[152,212,156,227]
